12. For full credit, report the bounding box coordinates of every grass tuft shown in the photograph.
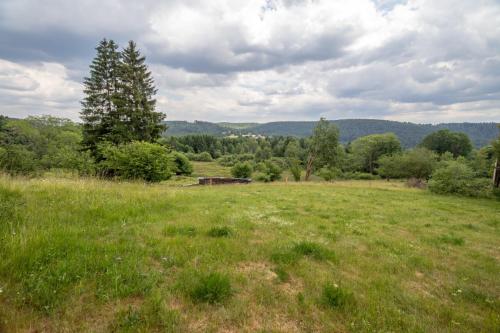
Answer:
[207,226,233,238]
[437,234,465,246]
[320,283,354,309]
[292,241,333,260]
[189,272,232,304]
[273,266,290,283]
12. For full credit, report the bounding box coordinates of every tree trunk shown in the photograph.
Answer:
[305,154,315,181]
[493,159,500,188]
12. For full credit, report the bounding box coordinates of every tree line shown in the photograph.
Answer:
[1,38,499,198]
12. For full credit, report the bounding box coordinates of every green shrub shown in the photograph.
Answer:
[172,152,193,176]
[189,272,232,304]
[231,162,252,178]
[0,144,39,175]
[100,141,174,182]
[186,152,213,162]
[255,161,282,182]
[318,167,342,181]
[343,172,380,180]
[428,161,491,197]
[207,226,233,237]
[320,283,354,309]
[289,164,302,182]
[378,148,438,180]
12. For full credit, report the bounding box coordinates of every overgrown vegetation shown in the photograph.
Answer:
[1,178,498,332]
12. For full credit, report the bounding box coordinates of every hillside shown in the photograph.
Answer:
[164,119,499,148]
[1,177,498,332]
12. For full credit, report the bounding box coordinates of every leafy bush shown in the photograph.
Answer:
[321,283,354,309]
[172,152,193,176]
[0,144,39,175]
[99,141,174,182]
[218,154,254,167]
[255,161,282,182]
[189,272,232,304]
[318,167,342,181]
[186,152,213,162]
[428,161,491,197]
[231,162,252,178]
[378,148,437,180]
[289,164,302,182]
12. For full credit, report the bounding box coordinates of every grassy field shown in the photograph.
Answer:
[0,177,499,332]
[192,162,232,178]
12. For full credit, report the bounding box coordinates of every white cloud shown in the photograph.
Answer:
[0,59,81,119]
[0,0,499,123]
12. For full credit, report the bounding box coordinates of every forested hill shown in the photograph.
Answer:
[164,119,499,148]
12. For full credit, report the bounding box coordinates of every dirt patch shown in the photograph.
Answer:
[237,262,278,281]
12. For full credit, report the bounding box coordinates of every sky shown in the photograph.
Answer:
[0,0,499,124]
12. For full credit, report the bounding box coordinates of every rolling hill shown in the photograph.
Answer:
[164,119,499,148]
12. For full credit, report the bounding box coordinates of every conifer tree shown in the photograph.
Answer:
[81,38,121,154]
[116,40,165,142]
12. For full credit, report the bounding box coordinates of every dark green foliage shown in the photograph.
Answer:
[207,226,233,238]
[99,141,174,182]
[186,151,213,161]
[468,146,495,178]
[290,164,302,181]
[377,148,438,180]
[231,162,252,178]
[189,272,232,304]
[115,41,165,142]
[0,144,38,175]
[305,118,340,180]
[420,129,473,157]
[321,283,354,309]
[257,161,281,182]
[172,152,193,175]
[0,116,94,175]
[81,39,165,156]
[350,133,402,174]
[81,38,121,153]
[428,161,491,197]
[318,167,342,181]
[165,120,498,148]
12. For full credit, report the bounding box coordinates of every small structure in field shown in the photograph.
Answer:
[198,177,252,185]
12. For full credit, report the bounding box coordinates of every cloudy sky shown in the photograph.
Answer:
[0,0,499,123]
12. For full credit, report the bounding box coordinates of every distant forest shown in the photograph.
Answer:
[165,119,499,148]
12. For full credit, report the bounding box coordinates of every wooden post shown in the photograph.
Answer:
[493,159,500,188]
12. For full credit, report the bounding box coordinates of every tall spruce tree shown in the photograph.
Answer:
[116,40,165,142]
[81,38,121,154]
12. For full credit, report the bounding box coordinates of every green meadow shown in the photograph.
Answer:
[0,176,499,332]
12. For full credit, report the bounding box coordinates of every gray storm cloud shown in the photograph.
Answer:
[0,0,499,123]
